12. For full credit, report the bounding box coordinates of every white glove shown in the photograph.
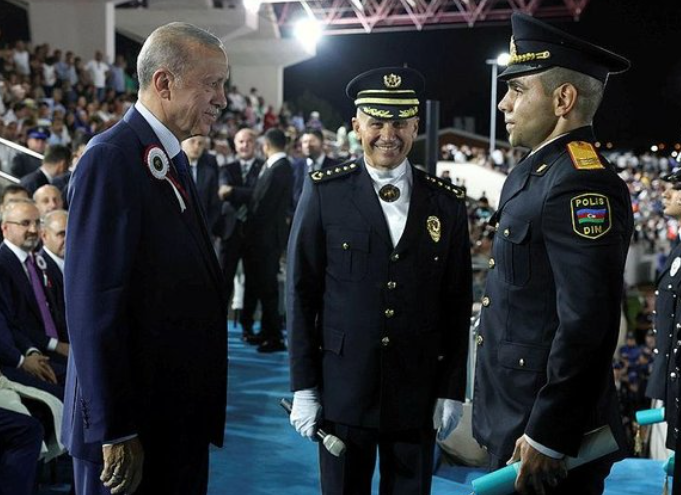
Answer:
[433,398,463,441]
[290,387,322,440]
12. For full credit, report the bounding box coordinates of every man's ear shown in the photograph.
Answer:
[152,69,173,100]
[553,83,577,118]
[412,117,420,138]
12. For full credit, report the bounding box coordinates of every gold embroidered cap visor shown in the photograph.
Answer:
[346,66,425,120]
[498,12,630,83]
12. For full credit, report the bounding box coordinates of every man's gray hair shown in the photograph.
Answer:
[137,22,225,91]
[43,209,68,229]
[538,67,605,123]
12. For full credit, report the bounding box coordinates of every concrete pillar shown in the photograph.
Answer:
[28,1,116,63]
[230,65,283,112]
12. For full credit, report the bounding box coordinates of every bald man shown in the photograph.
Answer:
[33,185,63,217]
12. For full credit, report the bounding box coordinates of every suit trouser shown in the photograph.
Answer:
[487,452,616,495]
[241,245,282,341]
[319,422,436,495]
[0,408,43,495]
[73,439,209,495]
[219,221,246,307]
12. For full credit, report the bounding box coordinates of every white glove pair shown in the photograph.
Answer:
[433,398,463,441]
[290,387,322,440]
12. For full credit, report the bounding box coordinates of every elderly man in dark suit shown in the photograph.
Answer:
[62,22,228,495]
[291,128,339,211]
[472,14,633,495]
[33,185,64,218]
[287,67,472,494]
[182,136,221,238]
[241,128,293,352]
[218,127,262,334]
[39,209,67,344]
[20,144,71,196]
[0,200,69,363]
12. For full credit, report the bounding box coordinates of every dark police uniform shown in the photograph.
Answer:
[472,12,633,494]
[287,67,472,495]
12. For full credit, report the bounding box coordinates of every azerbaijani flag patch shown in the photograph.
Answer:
[571,193,611,239]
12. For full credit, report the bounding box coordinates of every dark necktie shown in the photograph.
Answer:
[173,151,191,190]
[25,254,58,339]
[241,161,250,183]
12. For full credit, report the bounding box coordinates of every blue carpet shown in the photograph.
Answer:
[209,324,669,494]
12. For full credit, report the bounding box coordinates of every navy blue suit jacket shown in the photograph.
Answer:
[62,107,228,462]
[19,168,50,195]
[190,152,221,237]
[0,243,54,353]
[291,155,339,212]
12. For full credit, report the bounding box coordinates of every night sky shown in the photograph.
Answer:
[284,0,681,152]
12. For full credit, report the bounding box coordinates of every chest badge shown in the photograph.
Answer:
[570,193,611,239]
[379,184,401,203]
[427,216,441,243]
[672,257,681,277]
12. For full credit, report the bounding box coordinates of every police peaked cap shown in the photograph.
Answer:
[498,12,630,83]
[346,67,425,121]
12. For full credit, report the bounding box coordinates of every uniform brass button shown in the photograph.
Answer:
[677,323,681,329]
[342,242,350,250]
[654,348,659,355]
[391,253,400,262]
[476,335,484,346]
[671,372,678,381]
[669,284,674,290]
[503,228,510,237]
[519,358,525,367]
[437,355,444,361]
[494,223,499,232]
[385,308,395,318]
[488,258,495,269]
[381,337,390,346]
[482,296,490,307]
[655,290,660,296]
[434,256,439,261]
[387,281,397,290]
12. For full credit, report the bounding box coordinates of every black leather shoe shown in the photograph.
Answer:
[242,333,263,345]
[257,339,287,353]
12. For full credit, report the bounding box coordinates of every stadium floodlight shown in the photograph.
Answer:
[294,18,323,47]
[243,0,262,14]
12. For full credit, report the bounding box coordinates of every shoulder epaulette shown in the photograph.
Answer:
[309,159,360,183]
[416,168,466,199]
[566,141,604,170]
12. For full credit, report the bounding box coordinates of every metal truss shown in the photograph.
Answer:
[271,0,592,35]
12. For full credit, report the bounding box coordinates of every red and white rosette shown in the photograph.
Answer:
[144,145,186,212]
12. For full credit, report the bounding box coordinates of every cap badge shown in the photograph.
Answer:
[379,184,400,203]
[427,215,441,243]
[383,73,402,89]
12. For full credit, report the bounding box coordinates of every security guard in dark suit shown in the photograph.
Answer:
[472,13,633,495]
[286,67,472,495]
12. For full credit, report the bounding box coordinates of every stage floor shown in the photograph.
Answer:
[208,323,668,494]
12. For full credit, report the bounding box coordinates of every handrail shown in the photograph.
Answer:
[0,136,44,160]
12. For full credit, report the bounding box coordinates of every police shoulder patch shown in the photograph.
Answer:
[567,141,604,170]
[571,193,611,239]
[309,160,360,183]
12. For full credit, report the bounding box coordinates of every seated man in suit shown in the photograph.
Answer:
[0,200,69,367]
[20,144,71,196]
[242,128,293,352]
[39,210,68,344]
[33,185,64,217]
[291,128,339,211]
[218,127,263,340]
[182,136,221,239]
[0,407,43,495]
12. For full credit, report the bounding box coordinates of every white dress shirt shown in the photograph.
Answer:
[365,159,412,247]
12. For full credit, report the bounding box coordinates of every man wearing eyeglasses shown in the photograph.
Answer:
[0,199,66,393]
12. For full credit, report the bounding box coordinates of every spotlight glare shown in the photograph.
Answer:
[243,0,261,13]
[294,18,323,47]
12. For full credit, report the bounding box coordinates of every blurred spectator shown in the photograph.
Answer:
[20,143,71,195]
[84,50,109,102]
[11,126,48,178]
[33,185,64,217]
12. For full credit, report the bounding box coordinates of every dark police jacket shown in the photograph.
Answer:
[473,127,633,459]
[287,158,472,431]
[646,241,681,448]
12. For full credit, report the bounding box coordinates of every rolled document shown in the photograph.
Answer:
[635,407,665,425]
[664,454,675,477]
[471,426,618,495]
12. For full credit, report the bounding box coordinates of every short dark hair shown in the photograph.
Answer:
[71,131,92,151]
[1,184,29,203]
[43,144,72,165]
[302,128,324,143]
[264,128,287,151]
